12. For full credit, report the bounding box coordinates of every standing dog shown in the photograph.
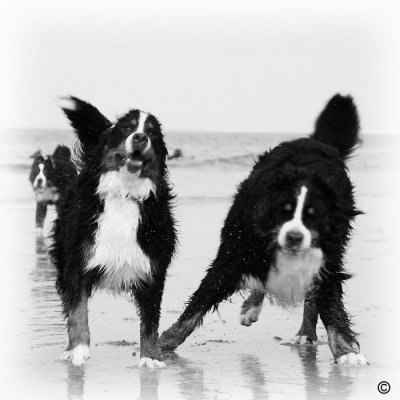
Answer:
[29,146,77,228]
[158,94,367,366]
[51,97,177,367]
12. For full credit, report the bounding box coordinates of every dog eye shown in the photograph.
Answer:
[283,203,293,212]
[307,207,315,215]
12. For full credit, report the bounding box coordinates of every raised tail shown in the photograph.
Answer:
[311,94,360,159]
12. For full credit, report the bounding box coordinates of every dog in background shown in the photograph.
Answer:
[158,94,368,366]
[29,145,77,228]
[50,96,177,368]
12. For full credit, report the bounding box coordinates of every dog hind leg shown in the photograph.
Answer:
[316,280,368,366]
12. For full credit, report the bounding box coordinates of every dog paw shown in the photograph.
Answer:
[138,357,165,369]
[240,304,262,326]
[336,353,368,366]
[60,344,90,366]
[290,335,317,345]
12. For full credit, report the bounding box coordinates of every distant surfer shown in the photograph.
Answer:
[167,148,183,160]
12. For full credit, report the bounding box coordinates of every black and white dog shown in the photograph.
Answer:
[50,97,177,368]
[29,146,77,228]
[159,94,367,366]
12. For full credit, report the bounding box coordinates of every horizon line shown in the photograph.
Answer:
[0,127,397,137]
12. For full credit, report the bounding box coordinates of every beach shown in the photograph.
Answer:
[1,131,399,400]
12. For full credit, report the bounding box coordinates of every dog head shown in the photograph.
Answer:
[59,96,168,200]
[29,154,55,194]
[99,109,167,181]
[274,184,324,254]
[253,164,361,257]
[60,96,167,175]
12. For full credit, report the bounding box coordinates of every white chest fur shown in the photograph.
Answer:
[266,248,323,306]
[241,248,323,307]
[85,171,155,291]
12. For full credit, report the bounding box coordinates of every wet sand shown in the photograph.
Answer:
[1,144,400,400]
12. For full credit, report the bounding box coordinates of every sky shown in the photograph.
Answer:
[1,0,399,134]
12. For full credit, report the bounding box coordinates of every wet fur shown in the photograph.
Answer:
[50,97,177,366]
[158,94,365,364]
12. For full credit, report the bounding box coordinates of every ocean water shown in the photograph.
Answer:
[2,128,400,171]
[1,128,399,204]
[0,128,289,171]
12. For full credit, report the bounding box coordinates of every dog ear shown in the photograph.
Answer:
[58,96,112,153]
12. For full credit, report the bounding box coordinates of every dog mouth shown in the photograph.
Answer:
[34,182,46,193]
[117,150,145,174]
[279,245,306,256]
[126,158,143,173]
[282,248,301,256]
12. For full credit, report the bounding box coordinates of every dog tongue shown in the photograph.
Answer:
[126,159,142,174]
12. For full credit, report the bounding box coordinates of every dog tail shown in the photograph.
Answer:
[53,145,72,161]
[311,94,360,159]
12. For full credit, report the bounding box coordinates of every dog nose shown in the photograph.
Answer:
[37,178,43,186]
[286,230,303,247]
[132,132,148,145]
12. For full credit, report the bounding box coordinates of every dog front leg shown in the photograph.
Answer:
[240,291,265,326]
[291,291,319,345]
[134,280,165,368]
[316,280,368,366]
[60,290,90,366]
[35,201,47,228]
